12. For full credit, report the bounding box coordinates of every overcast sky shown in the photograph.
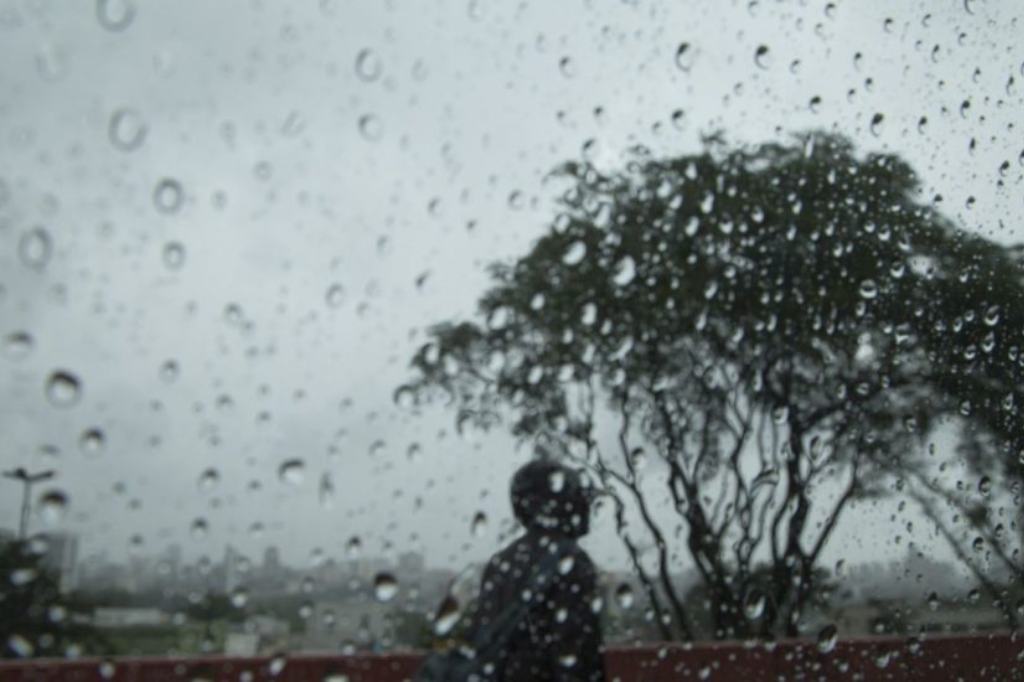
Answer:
[1,0,1021,586]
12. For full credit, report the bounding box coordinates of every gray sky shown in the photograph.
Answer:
[0,0,1021,583]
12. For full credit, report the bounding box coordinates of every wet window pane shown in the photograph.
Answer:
[1,0,1022,676]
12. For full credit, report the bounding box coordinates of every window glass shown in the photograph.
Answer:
[1,0,1021,671]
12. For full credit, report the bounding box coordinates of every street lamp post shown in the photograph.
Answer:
[2,467,55,539]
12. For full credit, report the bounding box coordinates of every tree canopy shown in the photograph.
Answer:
[404,132,1024,639]
[1,539,101,658]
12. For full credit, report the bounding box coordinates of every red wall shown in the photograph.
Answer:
[1,634,1021,681]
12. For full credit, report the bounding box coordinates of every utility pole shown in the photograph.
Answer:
[2,467,55,539]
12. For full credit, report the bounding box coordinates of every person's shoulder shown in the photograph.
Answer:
[484,535,530,570]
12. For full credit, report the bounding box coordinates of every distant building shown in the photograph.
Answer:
[224,545,247,593]
[225,615,291,656]
[263,546,281,573]
[398,552,425,577]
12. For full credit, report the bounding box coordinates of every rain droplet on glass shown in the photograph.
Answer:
[159,359,179,383]
[79,428,105,457]
[355,48,383,82]
[46,371,81,408]
[817,624,838,654]
[162,242,186,270]
[373,572,399,602]
[562,240,587,266]
[754,44,772,69]
[278,459,306,486]
[3,332,34,360]
[153,179,184,214]
[38,490,69,525]
[613,256,636,286]
[19,227,53,270]
[96,0,136,32]
[674,42,694,72]
[358,114,383,141]
[108,108,146,152]
[198,468,220,493]
[615,583,635,609]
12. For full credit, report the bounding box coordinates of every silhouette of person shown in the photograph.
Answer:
[469,460,606,681]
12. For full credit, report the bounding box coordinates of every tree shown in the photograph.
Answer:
[1,539,103,658]
[403,132,1024,640]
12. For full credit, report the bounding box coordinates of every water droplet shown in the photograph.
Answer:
[190,518,209,540]
[3,332,34,360]
[79,428,105,457]
[253,160,272,182]
[107,108,147,152]
[754,45,772,69]
[230,587,249,608]
[7,634,34,658]
[613,256,636,286]
[615,583,635,609]
[671,109,686,129]
[817,624,838,653]
[159,359,179,383]
[46,371,82,408]
[859,279,879,299]
[580,303,597,326]
[325,283,345,308]
[35,43,69,83]
[162,242,186,270]
[319,473,334,508]
[197,468,220,493]
[38,490,69,525]
[508,191,525,210]
[674,43,694,72]
[354,49,382,82]
[373,572,399,602]
[96,0,136,32]
[809,95,822,112]
[19,227,53,270]
[346,536,362,558]
[984,305,1000,327]
[743,589,766,620]
[978,476,992,495]
[278,459,306,486]
[358,114,383,141]
[562,240,587,266]
[224,303,244,325]
[487,306,511,331]
[268,653,287,676]
[433,596,462,636]
[558,56,575,78]
[98,660,116,679]
[471,511,488,537]
[153,178,184,214]
[869,112,885,136]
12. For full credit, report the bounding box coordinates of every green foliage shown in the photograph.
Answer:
[406,132,1024,639]
[0,539,104,659]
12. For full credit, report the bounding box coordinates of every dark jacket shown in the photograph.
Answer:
[470,532,606,681]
